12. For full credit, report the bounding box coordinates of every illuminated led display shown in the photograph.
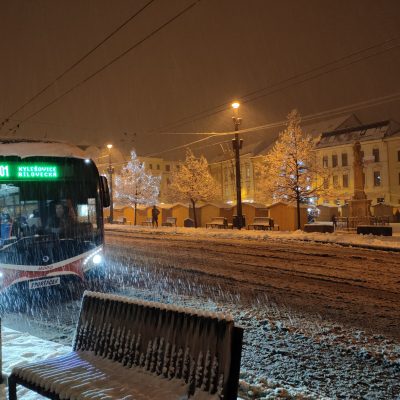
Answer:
[0,163,59,180]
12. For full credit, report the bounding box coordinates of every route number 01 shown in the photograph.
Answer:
[0,165,10,177]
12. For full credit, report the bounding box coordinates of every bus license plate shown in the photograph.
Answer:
[29,277,61,290]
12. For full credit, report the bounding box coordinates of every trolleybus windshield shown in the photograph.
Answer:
[0,156,103,265]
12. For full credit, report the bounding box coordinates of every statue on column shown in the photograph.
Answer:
[352,141,367,200]
[347,141,371,223]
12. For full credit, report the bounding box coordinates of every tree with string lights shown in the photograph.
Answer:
[115,150,161,225]
[168,149,219,228]
[256,110,330,229]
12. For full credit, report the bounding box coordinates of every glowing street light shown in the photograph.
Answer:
[231,101,243,229]
[107,144,114,223]
[231,102,240,109]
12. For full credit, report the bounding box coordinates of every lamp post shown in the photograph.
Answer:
[231,102,243,229]
[107,144,114,223]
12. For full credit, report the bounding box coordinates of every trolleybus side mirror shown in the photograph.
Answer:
[100,176,110,208]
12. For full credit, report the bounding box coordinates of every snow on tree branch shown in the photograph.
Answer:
[256,110,330,205]
[256,110,331,229]
[115,150,160,207]
[168,149,220,204]
[167,149,220,228]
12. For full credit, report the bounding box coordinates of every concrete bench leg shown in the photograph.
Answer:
[8,375,17,400]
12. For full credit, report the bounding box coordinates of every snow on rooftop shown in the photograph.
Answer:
[0,139,87,159]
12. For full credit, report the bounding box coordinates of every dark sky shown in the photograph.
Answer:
[1,0,400,160]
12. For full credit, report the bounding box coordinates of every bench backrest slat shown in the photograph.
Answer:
[73,291,242,399]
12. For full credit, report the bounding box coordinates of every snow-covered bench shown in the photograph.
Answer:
[247,217,274,230]
[162,217,177,227]
[205,217,229,229]
[142,218,153,226]
[8,291,243,400]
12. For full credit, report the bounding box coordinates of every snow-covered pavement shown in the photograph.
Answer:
[1,327,71,399]
[105,223,400,251]
[2,287,400,399]
[1,225,399,399]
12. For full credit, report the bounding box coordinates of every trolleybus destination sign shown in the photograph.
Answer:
[0,163,59,180]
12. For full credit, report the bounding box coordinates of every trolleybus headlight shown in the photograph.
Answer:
[92,254,103,265]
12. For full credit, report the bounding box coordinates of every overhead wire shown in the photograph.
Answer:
[151,36,400,133]
[6,0,201,134]
[0,0,155,132]
[144,91,400,157]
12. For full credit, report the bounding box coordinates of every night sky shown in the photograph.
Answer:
[1,0,400,160]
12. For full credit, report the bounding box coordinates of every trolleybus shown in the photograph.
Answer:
[0,139,110,297]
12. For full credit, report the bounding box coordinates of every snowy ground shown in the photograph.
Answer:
[2,286,399,399]
[1,225,399,399]
[1,327,71,400]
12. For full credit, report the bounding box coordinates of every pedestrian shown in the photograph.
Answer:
[151,205,160,228]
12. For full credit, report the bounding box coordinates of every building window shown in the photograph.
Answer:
[156,164,160,170]
[322,156,328,168]
[149,163,153,170]
[373,171,381,186]
[332,155,338,168]
[343,174,349,188]
[333,175,339,187]
[341,153,348,167]
[377,197,384,204]
[166,178,171,185]
[372,148,380,162]
[165,165,170,172]
[323,178,329,189]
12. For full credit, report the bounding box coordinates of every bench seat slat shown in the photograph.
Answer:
[13,351,193,400]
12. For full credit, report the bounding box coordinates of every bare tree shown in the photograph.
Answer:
[256,110,330,229]
[168,149,219,228]
[115,150,160,225]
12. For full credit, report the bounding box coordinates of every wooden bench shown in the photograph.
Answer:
[357,225,392,236]
[206,217,229,229]
[8,291,243,400]
[248,217,274,230]
[304,223,334,233]
[142,218,153,226]
[162,217,177,227]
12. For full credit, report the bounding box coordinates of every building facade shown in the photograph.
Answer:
[138,156,181,202]
[315,120,400,206]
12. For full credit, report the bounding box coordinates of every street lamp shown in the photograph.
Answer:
[231,102,243,229]
[107,144,114,223]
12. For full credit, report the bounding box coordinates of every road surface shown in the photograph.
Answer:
[106,229,400,340]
